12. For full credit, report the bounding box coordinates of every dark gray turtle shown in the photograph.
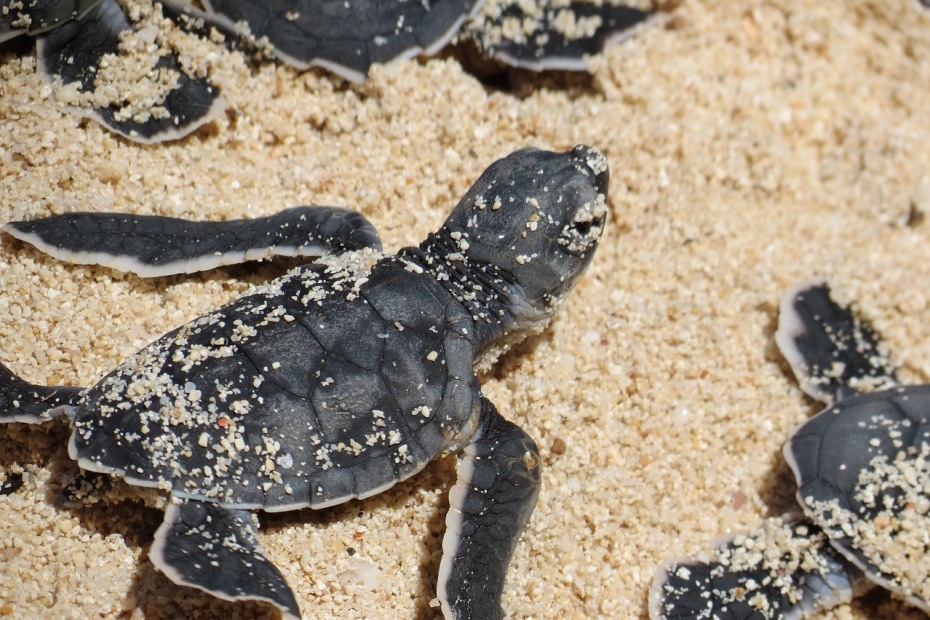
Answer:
[7,0,655,141]
[650,278,930,619]
[167,0,657,83]
[0,145,609,619]
[2,0,224,142]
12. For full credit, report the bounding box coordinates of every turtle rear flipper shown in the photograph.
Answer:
[35,0,224,143]
[151,498,301,620]
[470,2,653,72]
[648,516,865,620]
[775,278,898,404]
[55,470,113,507]
[437,399,541,619]
[3,206,381,277]
[0,361,82,423]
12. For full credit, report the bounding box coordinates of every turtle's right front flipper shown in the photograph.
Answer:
[775,278,898,404]
[0,361,82,423]
[3,206,381,277]
[437,398,541,620]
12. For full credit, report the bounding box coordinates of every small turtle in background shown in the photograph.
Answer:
[5,0,657,141]
[2,0,223,142]
[0,146,609,619]
[168,0,659,83]
[650,278,930,619]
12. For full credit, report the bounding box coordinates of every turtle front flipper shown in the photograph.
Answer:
[469,2,653,72]
[151,498,301,620]
[775,278,898,404]
[648,515,865,620]
[3,206,381,277]
[437,399,541,620]
[35,0,224,143]
[0,360,82,423]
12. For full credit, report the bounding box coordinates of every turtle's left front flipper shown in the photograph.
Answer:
[35,0,223,143]
[3,206,381,277]
[775,278,899,403]
[151,498,301,620]
[437,399,541,619]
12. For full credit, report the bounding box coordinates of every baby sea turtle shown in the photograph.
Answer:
[7,0,654,141]
[649,278,930,619]
[0,145,609,619]
[165,0,657,83]
[2,0,224,142]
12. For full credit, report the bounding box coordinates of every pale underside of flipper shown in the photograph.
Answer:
[34,0,224,143]
[0,360,82,423]
[468,1,654,71]
[437,398,541,620]
[774,278,898,405]
[150,498,301,620]
[648,516,863,620]
[2,206,382,277]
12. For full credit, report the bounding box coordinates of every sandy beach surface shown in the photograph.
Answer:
[2,0,930,618]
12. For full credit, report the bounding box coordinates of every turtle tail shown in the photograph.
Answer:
[0,361,83,423]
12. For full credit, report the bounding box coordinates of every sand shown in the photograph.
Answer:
[1,0,930,618]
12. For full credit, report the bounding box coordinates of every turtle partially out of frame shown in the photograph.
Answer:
[650,279,930,619]
[177,0,659,83]
[0,145,609,618]
[4,0,657,141]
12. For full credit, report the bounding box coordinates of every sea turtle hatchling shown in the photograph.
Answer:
[0,145,609,619]
[6,0,655,141]
[649,278,930,619]
[2,0,224,142]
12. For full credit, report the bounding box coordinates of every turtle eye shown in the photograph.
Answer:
[559,210,604,254]
[570,215,603,238]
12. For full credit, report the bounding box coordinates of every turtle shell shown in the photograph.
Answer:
[68,251,481,512]
[201,0,480,82]
[784,384,930,611]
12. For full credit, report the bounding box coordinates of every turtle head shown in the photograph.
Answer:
[438,145,609,315]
